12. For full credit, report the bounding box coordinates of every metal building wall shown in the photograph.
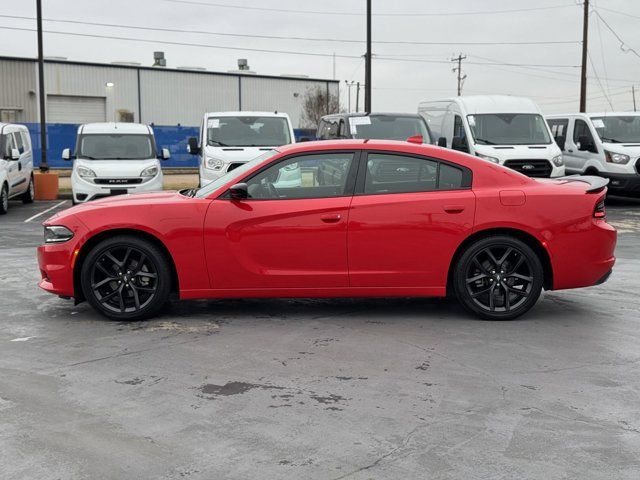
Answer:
[0,58,38,121]
[139,69,239,126]
[44,62,139,122]
[240,77,332,128]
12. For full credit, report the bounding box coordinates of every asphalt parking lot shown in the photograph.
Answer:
[1,198,640,479]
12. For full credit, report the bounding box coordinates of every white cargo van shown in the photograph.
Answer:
[418,95,564,178]
[0,123,34,214]
[188,111,296,187]
[546,112,640,196]
[63,123,169,204]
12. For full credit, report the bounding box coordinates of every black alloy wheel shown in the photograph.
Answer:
[454,236,543,320]
[81,235,171,320]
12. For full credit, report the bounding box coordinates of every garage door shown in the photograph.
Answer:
[47,95,106,124]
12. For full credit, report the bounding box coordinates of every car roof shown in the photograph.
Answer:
[323,112,422,119]
[79,123,152,134]
[546,112,640,118]
[0,123,27,131]
[276,139,448,156]
[422,95,542,114]
[204,111,291,118]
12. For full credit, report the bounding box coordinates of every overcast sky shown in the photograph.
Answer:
[1,0,638,114]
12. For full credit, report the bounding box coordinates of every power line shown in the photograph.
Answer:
[587,51,614,109]
[591,9,640,60]
[597,6,640,20]
[0,14,580,47]
[163,0,577,17]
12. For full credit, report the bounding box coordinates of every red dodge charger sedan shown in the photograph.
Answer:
[37,140,616,321]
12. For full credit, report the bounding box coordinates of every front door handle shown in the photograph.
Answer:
[443,205,465,214]
[568,149,574,153]
[320,213,341,223]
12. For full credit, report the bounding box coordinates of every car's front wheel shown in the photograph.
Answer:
[0,183,8,214]
[80,235,171,320]
[21,176,34,204]
[453,235,543,320]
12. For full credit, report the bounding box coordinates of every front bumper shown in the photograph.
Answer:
[599,171,640,196]
[72,173,163,203]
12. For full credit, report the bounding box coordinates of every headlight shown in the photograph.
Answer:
[140,166,159,178]
[205,156,224,170]
[605,151,631,164]
[552,154,564,166]
[76,166,96,178]
[44,225,74,244]
[476,153,500,164]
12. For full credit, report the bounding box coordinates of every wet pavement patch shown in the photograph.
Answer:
[197,381,285,399]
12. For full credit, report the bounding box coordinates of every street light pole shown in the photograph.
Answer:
[364,0,372,113]
[36,0,48,172]
[579,0,589,113]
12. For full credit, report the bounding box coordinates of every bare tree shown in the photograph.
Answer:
[300,86,340,128]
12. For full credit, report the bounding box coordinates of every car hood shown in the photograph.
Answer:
[601,142,640,156]
[74,158,159,177]
[474,144,561,161]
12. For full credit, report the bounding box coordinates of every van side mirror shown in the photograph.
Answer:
[555,135,566,151]
[437,137,447,148]
[9,148,20,160]
[451,136,468,152]
[229,183,248,200]
[160,148,171,160]
[187,137,200,155]
[62,148,73,161]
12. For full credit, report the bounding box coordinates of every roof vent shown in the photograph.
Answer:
[237,58,249,70]
[153,51,167,67]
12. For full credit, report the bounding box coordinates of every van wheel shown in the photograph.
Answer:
[0,183,8,214]
[453,236,543,320]
[21,176,34,204]
[80,235,171,320]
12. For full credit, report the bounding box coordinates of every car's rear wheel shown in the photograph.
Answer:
[21,176,34,203]
[453,236,543,320]
[0,183,8,214]
[80,235,171,320]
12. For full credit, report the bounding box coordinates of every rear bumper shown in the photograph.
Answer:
[599,171,640,196]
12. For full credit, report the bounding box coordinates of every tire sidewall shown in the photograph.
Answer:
[22,176,34,204]
[454,236,544,321]
[80,236,171,320]
[0,184,8,214]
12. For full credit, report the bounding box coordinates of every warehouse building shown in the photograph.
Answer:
[0,55,339,167]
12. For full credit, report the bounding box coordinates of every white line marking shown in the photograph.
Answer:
[10,337,34,342]
[24,200,67,223]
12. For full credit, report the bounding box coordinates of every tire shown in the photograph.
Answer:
[0,183,8,214]
[21,176,34,204]
[80,235,172,320]
[453,235,543,320]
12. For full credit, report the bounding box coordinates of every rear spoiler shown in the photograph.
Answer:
[554,175,609,194]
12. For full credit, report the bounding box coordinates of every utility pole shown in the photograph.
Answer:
[364,0,372,112]
[36,0,48,172]
[579,0,589,112]
[633,85,637,112]
[451,53,467,96]
[355,82,360,113]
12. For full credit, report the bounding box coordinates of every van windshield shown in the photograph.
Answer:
[350,115,430,142]
[206,116,291,147]
[78,134,155,160]
[591,116,640,143]
[467,114,551,145]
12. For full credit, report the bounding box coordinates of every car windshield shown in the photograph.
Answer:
[591,116,640,143]
[206,116,291,147]
[77,134,155,160]
[349,115,430,142]
[193,150,279,198]
[467,114,551,145]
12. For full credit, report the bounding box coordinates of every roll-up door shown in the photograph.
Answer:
[47,95,106,124]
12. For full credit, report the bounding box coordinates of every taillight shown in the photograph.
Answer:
[594,197,606,218]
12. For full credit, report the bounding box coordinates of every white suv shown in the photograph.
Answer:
[547,112,640,196]
[63,123,170,204]
[187,111,296,187]
[0,123,34,214]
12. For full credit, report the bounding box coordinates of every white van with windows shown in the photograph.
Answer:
[418,95,564,178]
[0,123,34,214]
[187,111,296,187]
[546,112,640,196]
[63,123,169,204]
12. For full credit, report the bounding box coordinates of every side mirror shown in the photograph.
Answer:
[160,147,171,160]
[555,135,566,151]
[229,182,248,200]
[577,135,591,152]
[451,136,467,152]
[187,137,200,155]
[10,148,20,160]
[437,137,447,148]
[62,148,72,161]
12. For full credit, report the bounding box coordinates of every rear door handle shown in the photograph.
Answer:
[443,205,465,214]
[320,213,341,223]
